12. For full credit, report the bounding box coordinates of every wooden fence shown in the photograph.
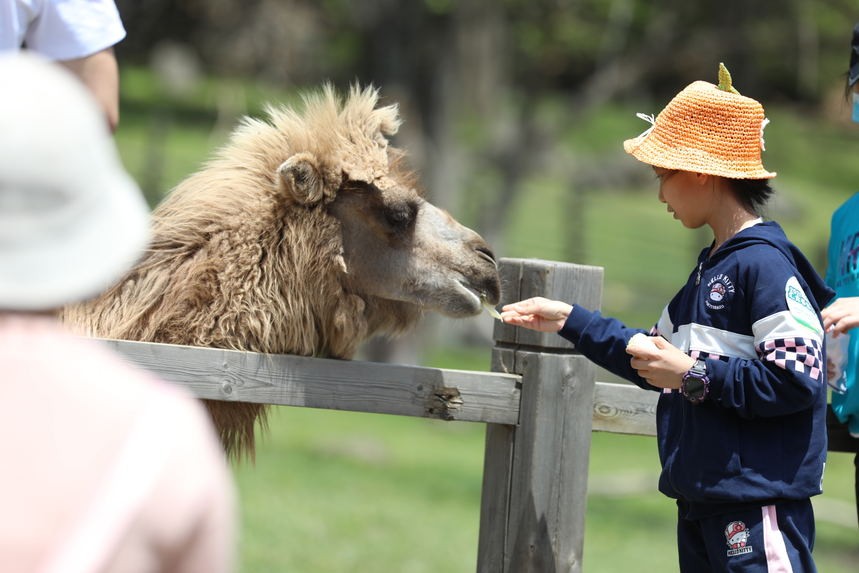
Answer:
[103,258,857,573]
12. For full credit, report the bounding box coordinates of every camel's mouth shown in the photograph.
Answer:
[459,282,483,307]
[457,281,500,314]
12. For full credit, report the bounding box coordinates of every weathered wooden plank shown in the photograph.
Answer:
[493,259,526,348]
[483,258,603,573]
[504,352,595,573]
[476,423,515,573]
[493,258,604,351]
[108,333,840,450]
[101,338,521,425]
[592,381,658,436]
[590,383,857,455]
[477,346,519,573]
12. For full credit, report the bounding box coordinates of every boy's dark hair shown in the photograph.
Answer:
[728,178,774,217]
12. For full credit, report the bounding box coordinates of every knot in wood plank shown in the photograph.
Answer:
[426,386,463,420]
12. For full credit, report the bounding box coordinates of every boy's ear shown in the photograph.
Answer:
[695,172,713,187]
[277,152,325,205]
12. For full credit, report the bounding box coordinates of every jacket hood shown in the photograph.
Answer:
[709,221,835,309]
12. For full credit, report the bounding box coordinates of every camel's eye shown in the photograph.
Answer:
[342,180,374,194]
[337,178,417,236]
[383,200,418,234]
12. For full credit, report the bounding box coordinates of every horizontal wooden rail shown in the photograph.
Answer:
[590,380,858,453]
[102,340,653,434]
[102,338,522,425]
[103,338,857,452]
[592,381,657,436]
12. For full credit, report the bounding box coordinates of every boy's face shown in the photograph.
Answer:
[654,167,712,230]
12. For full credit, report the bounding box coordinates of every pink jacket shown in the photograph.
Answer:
[0,316,236,573]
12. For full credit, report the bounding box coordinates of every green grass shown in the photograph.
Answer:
[233,406,858,572]
[113,69,859,572]
[234,408,486,573]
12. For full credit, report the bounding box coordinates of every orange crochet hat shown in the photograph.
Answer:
[623,63,776,179]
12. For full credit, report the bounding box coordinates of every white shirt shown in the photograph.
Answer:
[0,0,125,60]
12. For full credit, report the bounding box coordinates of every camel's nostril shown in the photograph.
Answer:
[476,246,497,267]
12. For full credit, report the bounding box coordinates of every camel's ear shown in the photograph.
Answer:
[278,153,325,205]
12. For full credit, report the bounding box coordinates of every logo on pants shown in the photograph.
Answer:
[725,520,754,557]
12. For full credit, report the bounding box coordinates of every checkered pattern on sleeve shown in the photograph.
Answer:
[756,337,823,381]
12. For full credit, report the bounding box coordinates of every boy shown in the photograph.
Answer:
[501,64,833,572]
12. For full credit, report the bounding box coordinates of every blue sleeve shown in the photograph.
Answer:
[706,354,823,419]
[559,305,660,392]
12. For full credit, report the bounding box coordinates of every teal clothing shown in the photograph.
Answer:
[825,192,859,437]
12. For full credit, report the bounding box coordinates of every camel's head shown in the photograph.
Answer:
[269,85,500,319]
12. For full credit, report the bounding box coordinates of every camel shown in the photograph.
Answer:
[63,85,500,459]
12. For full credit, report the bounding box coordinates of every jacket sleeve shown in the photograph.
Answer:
[707,264,826,419]
[559,305,660,391]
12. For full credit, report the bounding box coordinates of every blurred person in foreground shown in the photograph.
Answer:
[0,53,236,573]
[0,0,126,131]
[502,64,833,572]
[821,21,859,527]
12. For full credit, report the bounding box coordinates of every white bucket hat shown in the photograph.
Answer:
[0,53,150,310]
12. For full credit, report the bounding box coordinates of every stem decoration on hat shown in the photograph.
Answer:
[717,62,740,95]
[717,62,769,151]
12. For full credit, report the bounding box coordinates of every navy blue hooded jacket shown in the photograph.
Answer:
[560,221,835,518]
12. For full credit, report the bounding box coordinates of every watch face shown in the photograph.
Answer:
[682,372,709,404]
[684,376,706,398]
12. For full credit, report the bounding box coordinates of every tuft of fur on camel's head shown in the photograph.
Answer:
[63,84,500,459]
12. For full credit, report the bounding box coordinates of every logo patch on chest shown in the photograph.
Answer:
[705,274,735,310]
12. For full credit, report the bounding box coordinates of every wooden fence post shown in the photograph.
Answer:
[477,258,604,573]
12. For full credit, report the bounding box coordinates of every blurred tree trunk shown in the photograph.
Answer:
[795,0,819,99]
[359,0,525,362]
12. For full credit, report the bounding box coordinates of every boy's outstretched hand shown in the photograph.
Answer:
[500,297,573,333]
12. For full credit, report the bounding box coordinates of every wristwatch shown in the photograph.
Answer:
[681,358,709,405]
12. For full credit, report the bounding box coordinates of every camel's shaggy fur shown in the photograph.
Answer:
[64,85,500,459]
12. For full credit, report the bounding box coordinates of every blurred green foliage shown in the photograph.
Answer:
[116,0,855,102]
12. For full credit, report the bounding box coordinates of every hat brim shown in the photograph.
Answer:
[0,170,150,310]
[623,135,777,180]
